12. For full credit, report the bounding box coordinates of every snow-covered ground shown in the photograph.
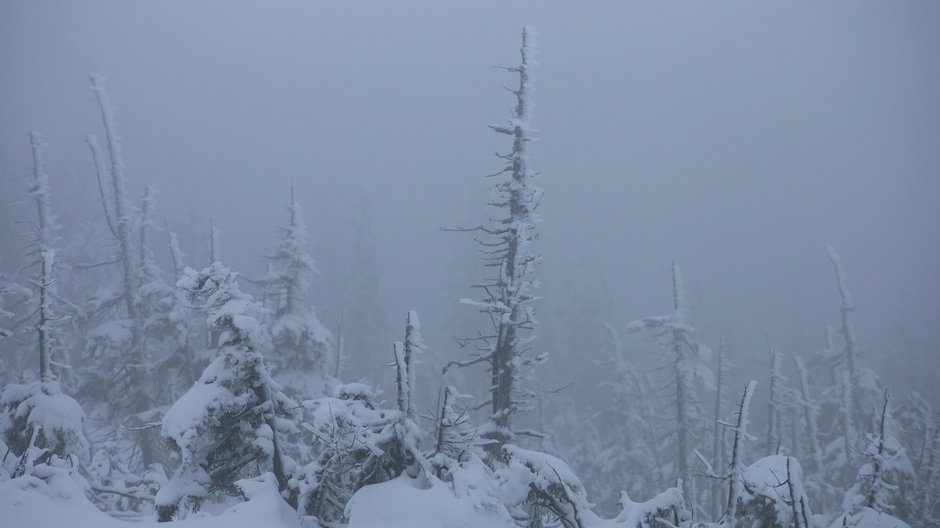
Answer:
[0,466,517,528]
[0,469,300,528]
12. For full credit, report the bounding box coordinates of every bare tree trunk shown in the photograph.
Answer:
[710,335,726,518]
[724,380,757,528]
[794,356,824,472]
[766,341,783,455]
[840,370,855,482]
[865,390,890,510]
[672,264,690,493]
[90,74,153,467]
[29,132,54,382]
[165,217,185,277]
[826,246,861,411]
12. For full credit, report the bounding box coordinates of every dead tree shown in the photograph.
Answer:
[447,27,543,457]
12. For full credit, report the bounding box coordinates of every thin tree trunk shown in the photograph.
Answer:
[725,380,757,528]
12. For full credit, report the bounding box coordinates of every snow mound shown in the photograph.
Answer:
[829,507,911,528]
[346,474,515,528]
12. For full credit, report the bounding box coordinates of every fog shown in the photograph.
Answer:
[2,0,939,460]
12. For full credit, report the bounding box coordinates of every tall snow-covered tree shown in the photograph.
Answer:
[155,262,295,521]
[627,264,712,496]
[1,132,89,476]
[260,181,334,399]
[448,26,543,456]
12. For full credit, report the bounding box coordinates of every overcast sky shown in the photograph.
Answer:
[2,1,938,396]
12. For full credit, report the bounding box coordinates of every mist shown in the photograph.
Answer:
[1,2,938,527]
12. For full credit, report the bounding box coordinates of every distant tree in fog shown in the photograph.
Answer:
[260,180,334,400]
[330,191,392,381]
[627,264,712,497]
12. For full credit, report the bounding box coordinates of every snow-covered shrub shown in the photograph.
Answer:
[290,383,425,525]
[612,487,685,528]
[495,444,601,528]
[734,455,813,528]
[0,380,89,475]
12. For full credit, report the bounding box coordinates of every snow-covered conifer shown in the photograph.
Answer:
[260,182,333,399]
[155,263,295,521]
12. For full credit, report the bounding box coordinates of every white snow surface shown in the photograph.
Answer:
[346,474,516,528]
[0,470,300,528]
[829,507,911,528]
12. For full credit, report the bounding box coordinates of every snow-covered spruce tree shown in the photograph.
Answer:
[626,263,712,497]
[260,181,334,400]
[155,262,295,521]
[1,132,89,476]
[448,26,543,458]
